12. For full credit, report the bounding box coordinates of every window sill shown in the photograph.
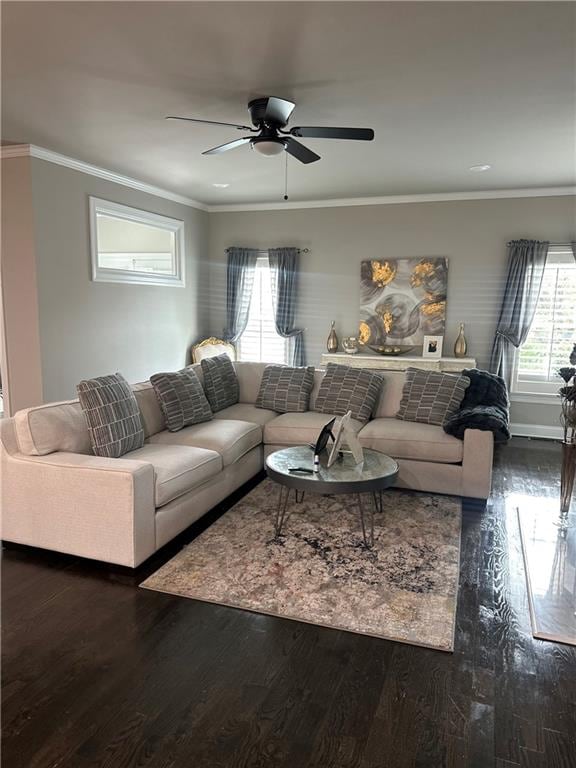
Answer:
[510,392,560,406]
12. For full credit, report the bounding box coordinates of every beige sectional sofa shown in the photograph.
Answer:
[0,362,493,567]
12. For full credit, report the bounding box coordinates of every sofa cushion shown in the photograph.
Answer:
[233,362,325,409]
[314,363,382,421]
[213,403,278,426]
[256,365,315,413]
[132,383,167,438]
[13,400,92,456]
[201,354,239,412]
[396,368,470,426]
[358,418,464,464]
[373,371,405,418]
[148,419,261,467]
[308,369,325,410]
[77,373,144,458]
[126,443,222,507]
[264,411,363,447]
[150,368,212,432]
[233,361,268,403]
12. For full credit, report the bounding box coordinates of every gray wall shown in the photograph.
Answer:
[0,156,44,414]
[31,159,209,402]
[208,196,575,432]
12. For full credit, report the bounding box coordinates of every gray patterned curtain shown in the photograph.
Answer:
[268,247,305,366]
[223,247,258,343]
[489,239,549,384]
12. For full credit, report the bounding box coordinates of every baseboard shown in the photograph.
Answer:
[510,422,562,440]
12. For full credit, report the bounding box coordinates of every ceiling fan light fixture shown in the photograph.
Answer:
[251,138,285,157]
[167,97,374,166]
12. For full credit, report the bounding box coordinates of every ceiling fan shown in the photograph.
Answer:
[166,96,374,164]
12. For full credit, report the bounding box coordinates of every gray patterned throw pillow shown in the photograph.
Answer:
[77,373,144,458]
[256,365,316,413]
[396,368,470,426]
[200,353,239,412]
[314,363,382,422]
[150,368,212,431]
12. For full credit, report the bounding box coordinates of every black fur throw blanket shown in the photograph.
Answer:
[443,368,510,443]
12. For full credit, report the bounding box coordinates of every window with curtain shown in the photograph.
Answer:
[237,256,289,363]
[512,246,576,395]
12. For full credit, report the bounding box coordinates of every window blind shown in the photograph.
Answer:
[237,256,289,364]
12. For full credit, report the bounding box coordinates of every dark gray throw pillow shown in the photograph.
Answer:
[396,367,470,426]
[77,372,144,458]
[150,368,212,432]
[314,363,382,422]
[200,353,239,412]
[256,365,316,413]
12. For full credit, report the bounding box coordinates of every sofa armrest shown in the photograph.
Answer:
[1,450,156,567]
[461,428,494,500]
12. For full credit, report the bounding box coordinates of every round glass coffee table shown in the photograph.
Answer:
[265,446,399,548]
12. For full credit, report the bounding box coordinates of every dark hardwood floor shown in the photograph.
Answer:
[2,438,575,768]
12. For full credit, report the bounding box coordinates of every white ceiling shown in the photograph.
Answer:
[2,2,575,205]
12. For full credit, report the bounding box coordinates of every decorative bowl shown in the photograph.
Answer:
[367,345,415,357]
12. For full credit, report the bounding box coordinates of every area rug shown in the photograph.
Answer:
[517,504,576,646]
[141,480,462,651]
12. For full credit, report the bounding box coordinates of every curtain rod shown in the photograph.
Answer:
[225,247,309,254]
[506,240,571,248]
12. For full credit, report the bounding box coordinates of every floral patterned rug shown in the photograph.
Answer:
[141,480,462,651]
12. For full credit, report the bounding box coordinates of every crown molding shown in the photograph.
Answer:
[0,144,209,211]
[208,186,576,212]
[2,143,574,213]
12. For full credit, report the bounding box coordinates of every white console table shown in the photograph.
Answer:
[320,352,476,372]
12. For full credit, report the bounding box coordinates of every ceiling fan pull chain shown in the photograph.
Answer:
[284,152,289,201]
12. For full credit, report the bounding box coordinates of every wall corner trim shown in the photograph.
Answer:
[2,144,574,213]
[0,144,209,212]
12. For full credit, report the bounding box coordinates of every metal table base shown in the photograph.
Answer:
[274,487,384,548]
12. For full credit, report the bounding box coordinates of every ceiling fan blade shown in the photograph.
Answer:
[202,137,252,155]
[166,116,255,131]
[290,126,375,141]
[284,138,321,164]
[263,97,296,126]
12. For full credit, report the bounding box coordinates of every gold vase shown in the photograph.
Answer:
[454,323,468,358]
[327,321,339,353]
[560,441,576,514]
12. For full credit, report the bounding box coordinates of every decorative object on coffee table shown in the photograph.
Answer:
[141,479,462,650]
[557,363,576,523]
[266,446,398,547]
[454,323,468,358]
[327,411,364,467]
[326,321,339,353]
[422,335,443,359]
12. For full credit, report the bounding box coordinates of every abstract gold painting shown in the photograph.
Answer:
[359,258,448,348]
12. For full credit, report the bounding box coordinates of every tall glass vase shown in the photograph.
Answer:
[560,441,576,515]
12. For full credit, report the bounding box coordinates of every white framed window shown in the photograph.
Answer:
[237,256,289,364]
[89,197,185,286]
[512,246,576,397]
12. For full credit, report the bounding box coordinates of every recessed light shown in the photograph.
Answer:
[212,182,230,188]
[469,164,492,173]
